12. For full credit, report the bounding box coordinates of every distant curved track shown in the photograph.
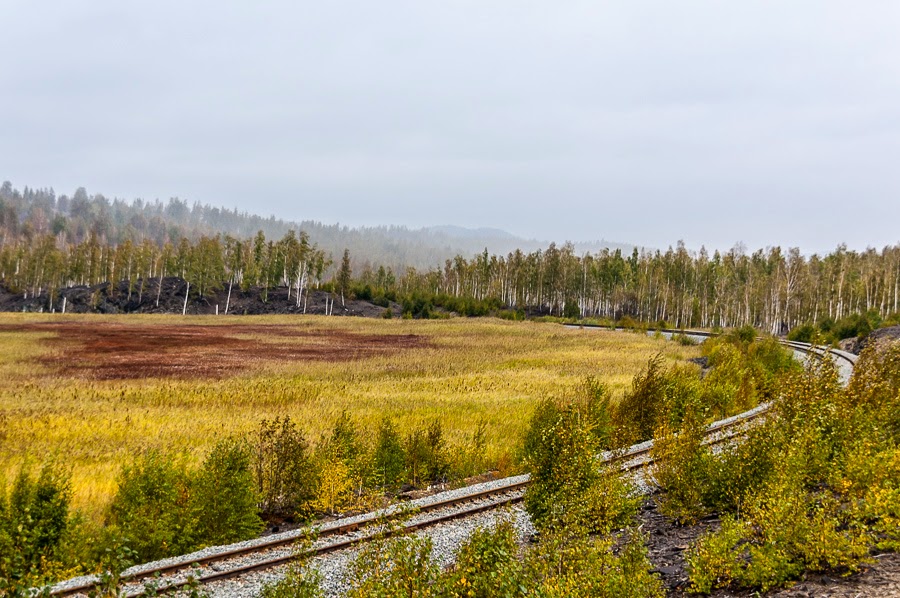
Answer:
[47,330,856,597]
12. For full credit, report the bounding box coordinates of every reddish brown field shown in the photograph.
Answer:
[0,321,427,380]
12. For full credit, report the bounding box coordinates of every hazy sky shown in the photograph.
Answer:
[3,1,899,254]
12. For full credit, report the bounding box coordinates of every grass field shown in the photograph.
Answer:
[0,314,700,517]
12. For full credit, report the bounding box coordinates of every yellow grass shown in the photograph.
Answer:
[0,313,700,517]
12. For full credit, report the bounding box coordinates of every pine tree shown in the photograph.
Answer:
[337,248,352,307]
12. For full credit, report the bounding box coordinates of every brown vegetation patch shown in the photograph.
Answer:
[0,322,427,380]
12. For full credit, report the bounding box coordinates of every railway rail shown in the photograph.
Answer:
[47,334,855,597]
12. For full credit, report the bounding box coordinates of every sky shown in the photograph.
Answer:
[2,1,899,254]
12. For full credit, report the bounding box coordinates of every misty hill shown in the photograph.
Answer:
[0,181,633,270]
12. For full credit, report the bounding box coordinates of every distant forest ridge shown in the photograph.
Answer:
[0,182,632,271]
[2,180,899,334]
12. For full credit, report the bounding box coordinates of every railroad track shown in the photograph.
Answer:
[47,335,855,597]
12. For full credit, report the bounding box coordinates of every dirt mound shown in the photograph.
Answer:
[868,325,900,347]
[0,278,401,318]
[840,325,900,355]
[0,321,427,380]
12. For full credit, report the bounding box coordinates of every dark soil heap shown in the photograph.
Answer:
[0,278,400,318]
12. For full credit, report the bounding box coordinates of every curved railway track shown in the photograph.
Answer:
[47,334,855,597]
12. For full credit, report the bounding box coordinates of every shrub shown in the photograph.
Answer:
[674,332,697,346]
[686,516,748,594]
[322,411,369,500]
[842,444,900,551]
[404,420,449,487]
[787,322,816,343]
[252,417,318,519]
[449,420,489,481]
[373,418,406,490]
[618,316,646,332]
[614,355,700,445]
[259,534,323,598]
[684,348,892,594]
[497,308,525,321]
[0,464,72,590]
[650,411,711,524]
[524,396,637,535]
[524,529,664,598]
[613,354,670,444]
[702,423,776,513]
[313,446,355,516]
[437,518,524,598]
[107,451,194,562]
[191,437,263,546]
[260,564,323,598]
[700,333,797,419]
[346,530,437,598]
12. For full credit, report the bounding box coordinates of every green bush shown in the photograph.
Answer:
[252,417,319,519]
[523,529,664,598]
[191,437,263,546]
[613,355,701,445]
[686,516,748,594]
[786,322,816,343]
[110,439,266,562]
[449,420,489,481]
[107,451,194,562]
[404,420,450,487]
[650,411,711,524]
[437,518,523,598]
[701,423,776,513]
[0,464,72,591]
[346,530,437,598]
[259,547,324,598]
[373,418,406,489]
[617,316,647,332]
[524,395,637,535]
[673,332,698,346]
[698,333,797,420]
[497,308,526,321]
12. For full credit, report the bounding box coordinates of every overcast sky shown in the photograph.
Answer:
[3,1,899,254]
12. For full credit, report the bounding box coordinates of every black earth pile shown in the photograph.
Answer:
[0,278,400,317]
[839,325,900,354]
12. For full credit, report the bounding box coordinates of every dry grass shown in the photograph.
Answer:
[0,313,699,517]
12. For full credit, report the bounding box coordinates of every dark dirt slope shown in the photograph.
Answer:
[0,278,400,317]
[839,325,900,354]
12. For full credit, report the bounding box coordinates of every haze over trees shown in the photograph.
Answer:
[0,182,630,272]
[1,182,898,333]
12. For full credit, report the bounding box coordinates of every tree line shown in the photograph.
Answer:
[387,241,900,334]
[2,182,899,333]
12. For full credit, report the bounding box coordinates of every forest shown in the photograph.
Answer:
[1,181,899,335]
